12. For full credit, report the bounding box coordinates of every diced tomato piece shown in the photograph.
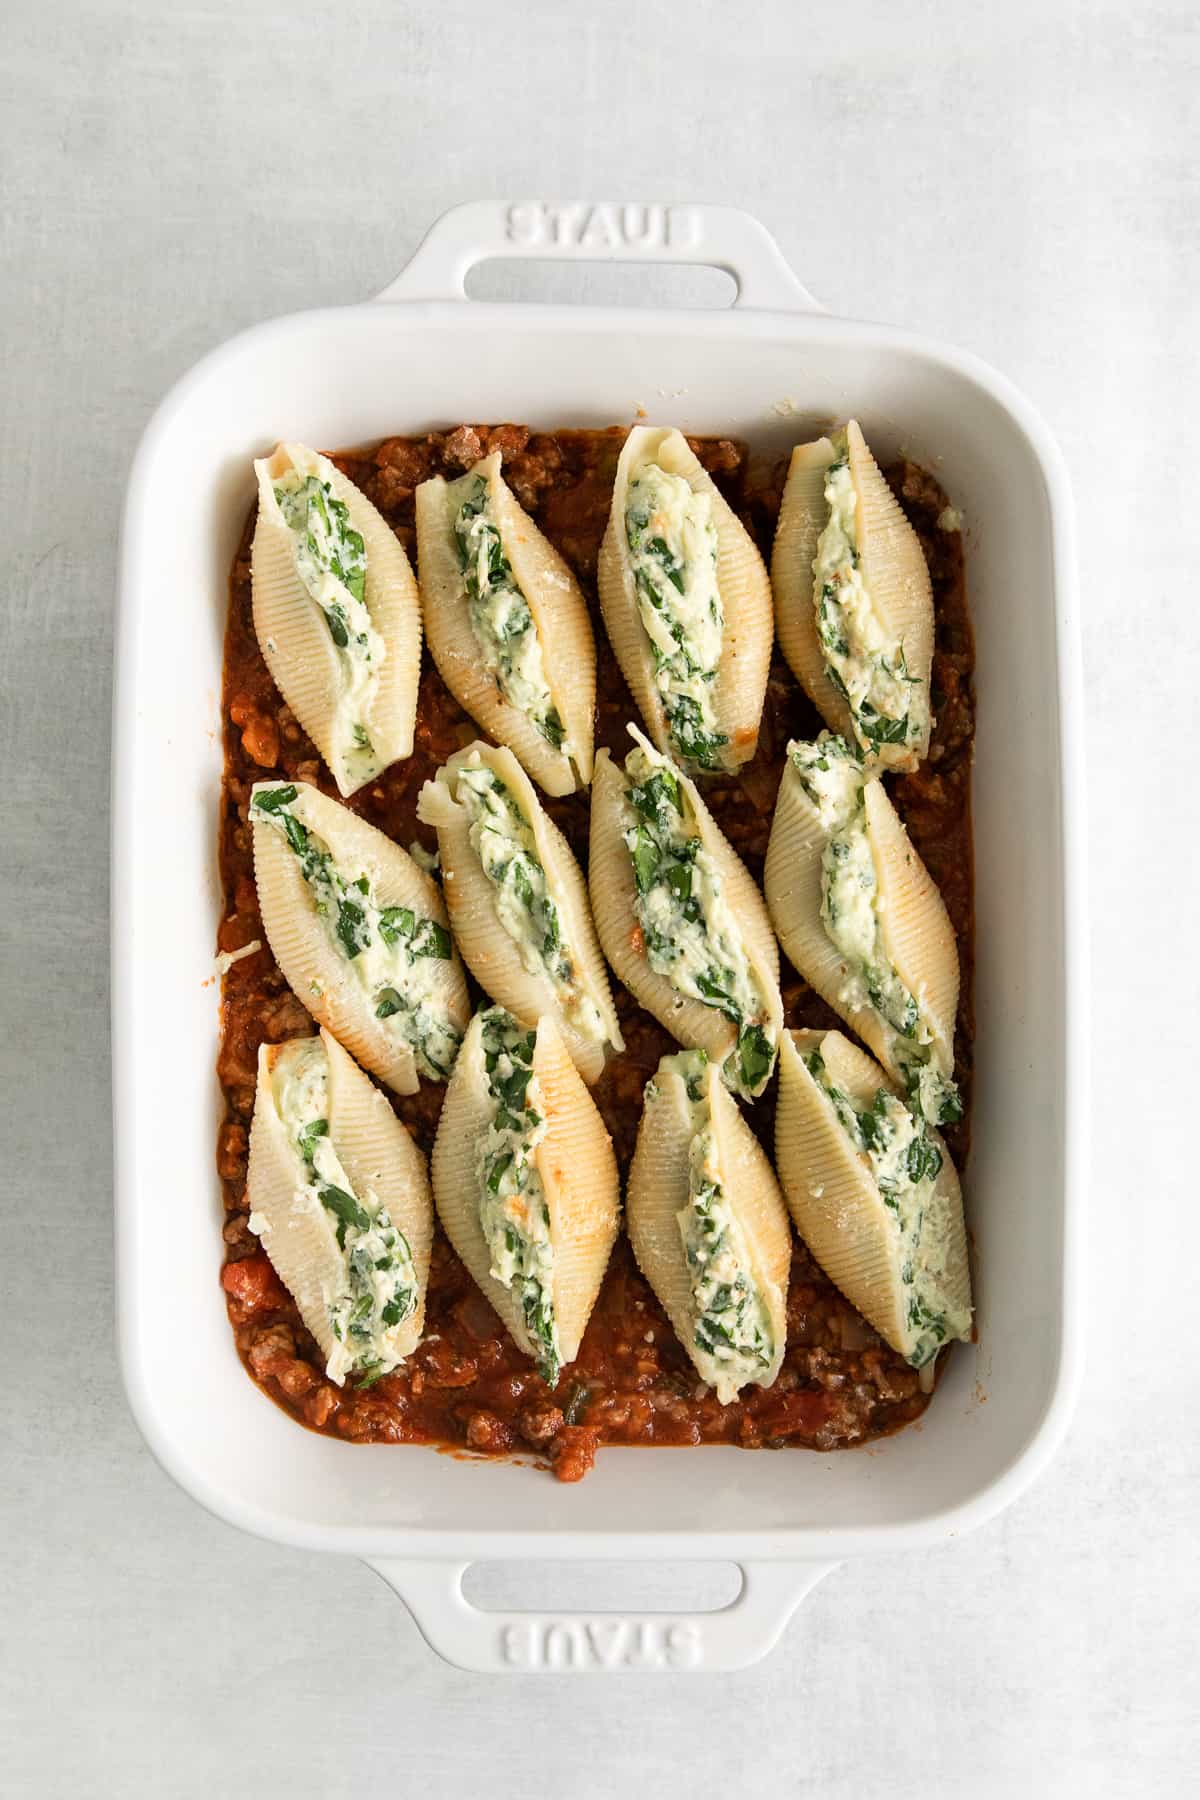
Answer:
[221,1254,286,1315]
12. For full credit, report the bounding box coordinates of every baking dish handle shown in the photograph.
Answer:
[365,1557,838,1672]
[374,202,822,312]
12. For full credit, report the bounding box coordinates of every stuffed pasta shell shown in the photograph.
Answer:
[627,1049,790,1403]
[764,734,961,1127]
[589,726,782,1098]
[250,780,469,1095]
[247,1028,434,1385]
[775,1029,971,1379]
[597,426,772,774]
[771,421,933,770]
[252,443,422,796]
[417,741,622,1085]
[432,1007,620,1385]
[415,451,594,796]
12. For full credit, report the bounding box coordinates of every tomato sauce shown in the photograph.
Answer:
[216,424,974,1481]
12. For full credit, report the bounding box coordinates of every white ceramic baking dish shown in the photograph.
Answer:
[113,202,1087,1673]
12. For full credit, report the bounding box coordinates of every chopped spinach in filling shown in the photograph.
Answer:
[788,736,961,1126]
[258,1038,419,1385]
[272,460,383,785]
[623,736,776,1097]
[455,763,609,1045]
[451,473,567,755]
[812,432,927,757]
[803,1048,968,1367]
[251,784,461,1081]
[625,461,728,769]
[667,1050,773,1396]
[475,1008,560,1384]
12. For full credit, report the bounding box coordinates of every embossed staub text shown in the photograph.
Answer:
[499,1615,703,1671]
[504,203,701,253]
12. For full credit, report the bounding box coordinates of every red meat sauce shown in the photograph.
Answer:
[217,423,974,1482]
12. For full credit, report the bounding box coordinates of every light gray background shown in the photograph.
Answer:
[3,1,1196,1794]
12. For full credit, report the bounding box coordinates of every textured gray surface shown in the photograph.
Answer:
[3,0,1196,1793]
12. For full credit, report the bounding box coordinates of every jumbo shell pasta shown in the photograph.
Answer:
[252,443,422,796]
[596,425,773,773]
[247,1028,434,1380]
[588,732,782,1096]
[251,779,470,1096]
[774,1029,971,1373]
[763,741,958,1096]
[626,1050,790,1403]
[417,741,622,1085]
[415,451,595,796]
[431,1009,620,1374]
[771,420,933,770]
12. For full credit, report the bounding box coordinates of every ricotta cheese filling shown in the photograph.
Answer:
[812,432,928,756]
[657,1050,773,1397]
[251,784,462,1081]
[622,735,776,1097]
[788,736,961,1127]
[272,455,385,790]
[475,1008,560,1384]
[451,473,568,758]
[802,1047,970,1367]
[252,1037,420,1385]
[454,764,609,1045]
[624,461,728,769]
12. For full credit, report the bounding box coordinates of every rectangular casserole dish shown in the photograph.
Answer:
[113,202,1086,1673]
